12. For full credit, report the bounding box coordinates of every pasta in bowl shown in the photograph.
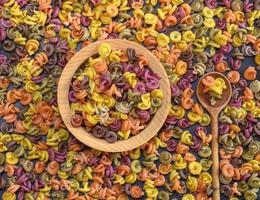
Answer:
[57,39,170,152]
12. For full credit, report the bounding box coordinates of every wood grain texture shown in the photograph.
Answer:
[57,39,171,152]
[196,72,232,200]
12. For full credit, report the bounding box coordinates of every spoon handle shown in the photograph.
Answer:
[211,114,220,200]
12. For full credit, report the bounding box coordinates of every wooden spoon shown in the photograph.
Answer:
[196,72,232,200]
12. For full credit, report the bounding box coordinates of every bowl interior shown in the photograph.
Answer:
[57,39,171,152]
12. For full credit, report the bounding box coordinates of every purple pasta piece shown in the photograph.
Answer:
[52,7,60,18]
[0,0,8,4]
[16,174,29,184]
[222,0,231,8]
[190,137,202,152]
[0,28,6,41]
[18,191,24,200]
[219,124,230,134]
[216,18,226,30]
[221,185,232,197]
[177,79,192,90]
[244,0,253,12]
[38,180,45,187]
[136,109,151,121]
[55,155,66,163]
[31,75,45,83]
[122,63,132,72]
[49,97,57,106]
[178,118,190,128]
[104,131,118,143]
[231,157,242,168]
[171,84,180,97]
[105,165,114,177]
[183,70,197,82]
[165,115,177,125]
[195,126,207,135]
[229,97,242,107]
[25,180,32,190]
[32,179,39,192]
[21,185,30,192]
[220,43,232,54]
[49,37,59,44]
[0,55,7,64]
[110,119,122,132]
[166,139,177,152]
[134,82,146,94]
[15,168,23,177]
[99,74,112,90]
[175,7,186,21]
[121,156,131,165]
[246,113,257,123]
[108,33,118,39]
[0,18,12,28]
[68,91,77,103]
[238,79,247,89]
[241,173,251,181]
[145,77,160,91]
[244,127,253,138]
[212,52,225,64]
[81,16,90,26]
[104,178,112,188]
[124,184,132,196]
[254,122,260,135]
[229,58,241,70]
[205,0,217,8]
[130,64,142,74]
[48,148,56,161]
[89,156,100,166]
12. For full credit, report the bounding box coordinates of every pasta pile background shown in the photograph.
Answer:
[0,0,259,200]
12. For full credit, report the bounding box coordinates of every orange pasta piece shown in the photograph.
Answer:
[184,152,196,162]
[6,90,16,103]
[5,165,14,177]
[104,84,122,97]
[227,71,240,83]
[215,61,229,73]
[164,15,177,27]
[183,88,194,98]
[130,186,144,199]
[181,97,194,110]
[0,77,10,89]
[93,60,108,74]
[154,175,165,186]
[244,66,256,80]
[181,3,191,15]
[71,163,82,175]
[14,120,27,134]
[117,165,130,176]
[232,146,243,157]
[176,143,189,154]
[138,55,148,68]
[201,76,215,87]
[138,169,149,181]
[46,161,60,175]
[192,103,204,116]
[7,184,20,193]
[243,87,254,100]
[159,131,173,142]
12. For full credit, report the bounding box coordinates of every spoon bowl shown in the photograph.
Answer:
[196,72,232,200]
[196,72,232,113]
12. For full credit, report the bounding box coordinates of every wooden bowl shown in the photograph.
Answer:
[57,39,171,152]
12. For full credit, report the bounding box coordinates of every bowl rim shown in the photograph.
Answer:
[57,39,171,152]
